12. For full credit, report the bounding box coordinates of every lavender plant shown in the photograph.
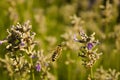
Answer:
[94,67,120,80]
[69,15,102,79]
[74,31,102,68]
[0,21,51,80]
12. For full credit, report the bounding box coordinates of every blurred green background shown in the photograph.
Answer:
[0,0,120,80]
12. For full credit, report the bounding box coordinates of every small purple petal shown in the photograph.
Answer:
[87,43,93,50]
[73,34,78,41]
[31,55,36,59]
[0,41,3,45]
[20,42,25,46]
[36,63,41,72]
[0,40,6,45]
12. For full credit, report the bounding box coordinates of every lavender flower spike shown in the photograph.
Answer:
[36,63,41,72]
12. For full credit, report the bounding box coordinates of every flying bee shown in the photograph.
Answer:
[51,45,63,62]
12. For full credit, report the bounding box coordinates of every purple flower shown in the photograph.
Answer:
[36,63,41,72]
[87,43,93,50]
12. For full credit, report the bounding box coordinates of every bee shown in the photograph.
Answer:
[51,45,63,62]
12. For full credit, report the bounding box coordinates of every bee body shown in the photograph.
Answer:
[51,45,62,62]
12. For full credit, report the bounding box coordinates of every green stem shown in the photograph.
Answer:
[90,67,93,79]
[68,65,71,80]
[30,58,35,80]
[32,71,35,80]
[105,21,109,36]
[10,76,13,80]
[28,46,35,80]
